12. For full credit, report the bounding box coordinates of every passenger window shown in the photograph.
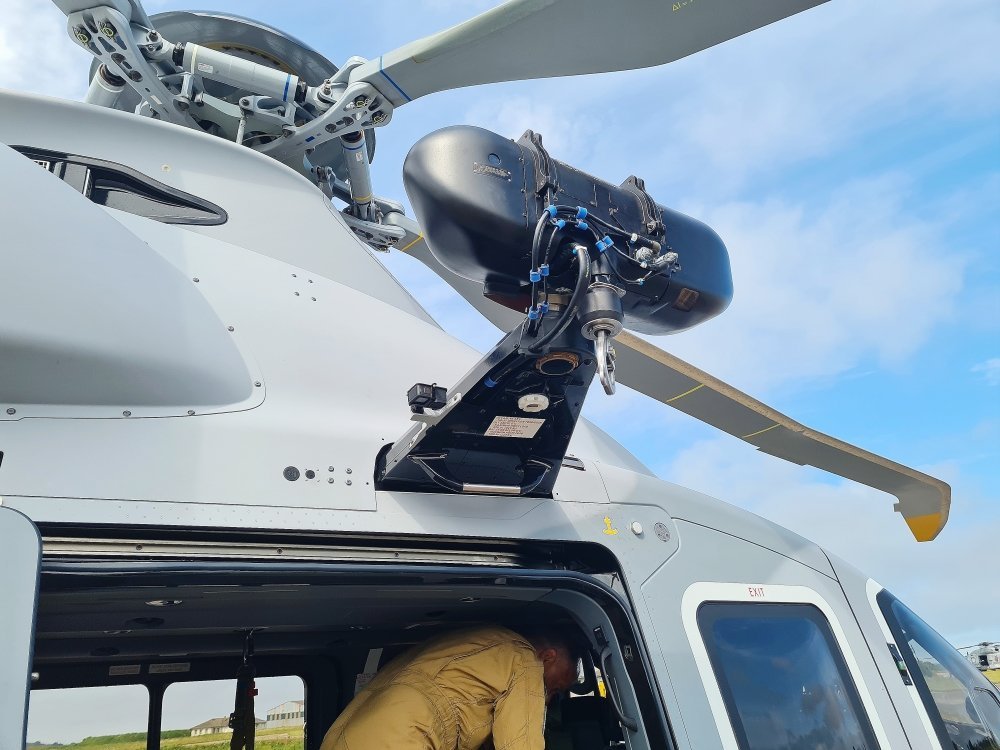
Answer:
[27,684,149,747]
[162,675,305,748]
[877,591,1000,749]
[697,602,880,750]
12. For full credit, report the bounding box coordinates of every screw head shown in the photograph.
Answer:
[254,381,262,387]
[192,277,200,282]
[346,479,352,486]
[630,521,643,536]
[328,477,335,484]
[5,408,15,415]
[227,326,235,332]
[328,466,335,472]
[187,410,195,416]
[345,468,352,474]
[123,410,132,417]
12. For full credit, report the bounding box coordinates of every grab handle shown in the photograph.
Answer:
[599,645,639,732]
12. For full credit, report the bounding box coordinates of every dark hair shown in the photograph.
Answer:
[518,625,588,662]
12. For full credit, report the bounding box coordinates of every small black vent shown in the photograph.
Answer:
[14,146,227,226]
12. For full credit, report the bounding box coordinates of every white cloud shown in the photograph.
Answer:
[0,0,91,100]
[463,94,599,162]
[650,173,967,392]
[582,0,1000,197]
[662,435,997,645]
[972,358,1000,385]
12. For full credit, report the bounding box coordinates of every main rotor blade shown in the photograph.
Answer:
[614,333,951,542]
[351,0,828,106]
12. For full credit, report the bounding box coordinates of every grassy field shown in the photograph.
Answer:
[30,726,304,750]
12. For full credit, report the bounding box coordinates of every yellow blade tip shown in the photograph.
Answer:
[905,513,944,542]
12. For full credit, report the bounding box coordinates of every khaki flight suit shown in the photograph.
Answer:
[319,625,546,750]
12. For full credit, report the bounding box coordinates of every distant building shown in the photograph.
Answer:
[266,700,305,729]
[190,716,265,737]
[190,717,232,737]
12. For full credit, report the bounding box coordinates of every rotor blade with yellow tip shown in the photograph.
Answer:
[613,332,951,541]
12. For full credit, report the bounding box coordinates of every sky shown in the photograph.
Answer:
[4,0,998,743]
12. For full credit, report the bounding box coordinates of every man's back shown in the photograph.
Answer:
[319,625,546,750]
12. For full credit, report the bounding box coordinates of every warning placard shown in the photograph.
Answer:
[108,664,141,676]
[484,416,544,439]
[149,662,191,674]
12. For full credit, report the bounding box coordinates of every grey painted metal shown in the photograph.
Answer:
[0,91,434,327]
[0,145,255,416]
[826,552,942,749]
[351,0,829,106]
[0,505,41,750]
[638,520,909,749]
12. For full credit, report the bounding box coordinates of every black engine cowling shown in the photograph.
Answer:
[402,125,733,336]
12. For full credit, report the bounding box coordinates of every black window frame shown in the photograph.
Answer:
[876,589,1000,750]
[697,601,881,750]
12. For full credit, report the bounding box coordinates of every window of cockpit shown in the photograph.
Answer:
[877,590,1000,750]
[26,684,149,748]
[697,602,881,750]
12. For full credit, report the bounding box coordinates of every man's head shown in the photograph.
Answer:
[521,627,585,700]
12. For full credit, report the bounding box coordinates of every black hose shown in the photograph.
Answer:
[528,247,591,353]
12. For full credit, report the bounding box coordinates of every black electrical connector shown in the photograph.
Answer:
[407,382,447,414]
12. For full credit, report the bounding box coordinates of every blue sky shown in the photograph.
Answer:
[3,0,998,740]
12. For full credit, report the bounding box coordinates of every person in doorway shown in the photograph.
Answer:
[319,624,583,750]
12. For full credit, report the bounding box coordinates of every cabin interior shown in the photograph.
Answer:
[26,529,667,750]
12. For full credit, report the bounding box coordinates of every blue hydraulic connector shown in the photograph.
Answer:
[529,269,542,283]
[575,206,588,219]
[540,264,550,277]
[546,205,558,218]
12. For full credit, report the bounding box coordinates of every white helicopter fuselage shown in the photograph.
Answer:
[0,89,994,750]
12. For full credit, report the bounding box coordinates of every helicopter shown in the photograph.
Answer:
[2,0,998,749]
